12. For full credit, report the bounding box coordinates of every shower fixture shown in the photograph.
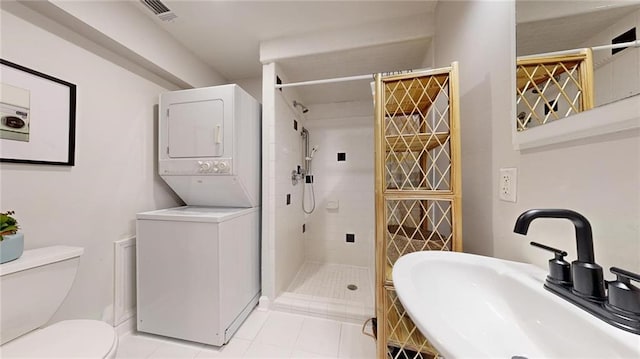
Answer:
[293,100,309,114]
[306,146,319,161]
[300,127,316,214]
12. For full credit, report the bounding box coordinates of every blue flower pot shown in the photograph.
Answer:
[0,233,24,264]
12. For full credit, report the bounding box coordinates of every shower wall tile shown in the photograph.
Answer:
[274,90,306,295]
[302,116,374,270]
[580,8,640,106]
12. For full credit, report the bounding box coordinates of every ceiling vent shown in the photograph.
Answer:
[140,0,177,22]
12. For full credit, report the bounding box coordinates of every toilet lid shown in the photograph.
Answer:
[2,320,116,358]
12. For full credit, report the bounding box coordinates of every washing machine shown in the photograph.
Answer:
[136,85,261,346]
[136,206,260,346]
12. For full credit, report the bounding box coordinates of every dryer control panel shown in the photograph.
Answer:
[197,160,231,174]
[160,158,233,175]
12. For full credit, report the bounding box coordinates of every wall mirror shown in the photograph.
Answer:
[515,1,639,136]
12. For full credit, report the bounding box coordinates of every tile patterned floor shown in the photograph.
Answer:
[273,262,374,323]
[116,310,376,359]
[288,262,373,303]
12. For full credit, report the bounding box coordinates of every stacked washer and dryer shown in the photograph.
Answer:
[136,84,261,346]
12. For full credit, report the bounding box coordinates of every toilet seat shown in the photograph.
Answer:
[2,319,117,358]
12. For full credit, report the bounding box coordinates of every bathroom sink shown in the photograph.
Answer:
[392,251,640,359]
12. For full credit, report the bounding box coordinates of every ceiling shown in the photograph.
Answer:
[136,1,437,80]
[277,37,431,104]
[131,1,639,105]
[517,3,640,56]
[133,1,437,105]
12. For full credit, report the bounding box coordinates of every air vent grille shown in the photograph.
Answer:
[140,0,177,21]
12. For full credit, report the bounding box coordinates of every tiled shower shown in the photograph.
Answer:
[271,85,375,323]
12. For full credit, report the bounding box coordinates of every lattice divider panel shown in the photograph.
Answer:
[374,64,461,359]
[384,198,453,282]
[385,287,438,359]
[384,75,451,192]
[516,50,593,131]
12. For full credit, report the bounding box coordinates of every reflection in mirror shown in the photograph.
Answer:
[516,1,640,131]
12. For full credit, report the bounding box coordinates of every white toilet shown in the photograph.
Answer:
[0,246,118,358]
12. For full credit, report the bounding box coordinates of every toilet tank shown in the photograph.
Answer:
[0,246,83,345]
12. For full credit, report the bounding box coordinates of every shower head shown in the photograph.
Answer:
[307,146,319,160]
[293,100,309,114]
[310,146,318,157]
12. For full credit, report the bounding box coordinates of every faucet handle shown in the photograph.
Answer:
[530,241,572,286]
[607,267,640,315]
[530,241,567,257]
[611,267,640,283]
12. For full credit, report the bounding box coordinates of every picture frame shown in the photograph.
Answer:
[0,59,76,166]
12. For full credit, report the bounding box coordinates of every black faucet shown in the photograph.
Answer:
[514,209,605,300]
[514,209,640,335]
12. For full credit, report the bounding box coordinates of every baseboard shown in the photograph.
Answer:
[115,315,136,337]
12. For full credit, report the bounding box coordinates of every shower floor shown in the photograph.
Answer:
[273,262,375,324]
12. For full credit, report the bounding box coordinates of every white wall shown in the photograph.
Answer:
[0,7,181,324]
[582,9,640,106]
[236,76,263,104]
[497,5,640,275]
[260,63,277,303]
[433,0,514,255]
[19,0,226,89]
[303,116,375,268]
[260,65,308,298]
[434,1,640,275]
[493,127,640,275]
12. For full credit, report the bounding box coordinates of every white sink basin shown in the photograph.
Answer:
[392,251,640,359]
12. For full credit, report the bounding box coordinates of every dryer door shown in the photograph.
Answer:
[168,99,224,158]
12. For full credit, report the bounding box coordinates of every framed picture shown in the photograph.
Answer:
[0,59,76,166]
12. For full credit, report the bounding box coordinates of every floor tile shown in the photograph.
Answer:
[279,262,373,322]
[118,309,372,359]
[196,338,251,358]
[243,342,292,358]
[116,334,164,358]
[294,317,341,356]
[234,309,270,341]
[337,323,376,359]
[148,341,202,358]
[253,312,305,348]
[290,350,338,358]
[193,346,222,358]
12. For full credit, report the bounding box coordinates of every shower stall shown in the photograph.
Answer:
[262,63,375,324]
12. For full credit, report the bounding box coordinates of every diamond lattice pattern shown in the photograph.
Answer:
[516,60,585,131]
[385,287,439,359]
[384,75,451,191]
[385,199,452,280]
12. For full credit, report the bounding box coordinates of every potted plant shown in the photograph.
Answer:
[0,211,23,264]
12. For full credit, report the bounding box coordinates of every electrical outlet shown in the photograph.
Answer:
[499,168,517,202]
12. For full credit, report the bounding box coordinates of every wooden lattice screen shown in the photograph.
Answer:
[516,49,594,131]
[374,64,462,359]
